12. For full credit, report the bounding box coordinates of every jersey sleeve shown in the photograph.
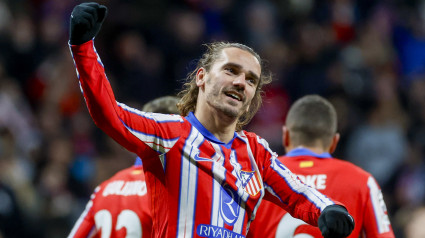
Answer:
[362,176,395,237]
[254,136,336,226]
[67,187,99,238]
[69,40,183,157]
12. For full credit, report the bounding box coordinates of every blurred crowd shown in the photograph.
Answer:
[0,0,425,237]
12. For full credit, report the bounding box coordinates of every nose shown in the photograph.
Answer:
[233,73,246,89]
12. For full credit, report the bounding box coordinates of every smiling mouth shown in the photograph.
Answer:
[225,92,243,101]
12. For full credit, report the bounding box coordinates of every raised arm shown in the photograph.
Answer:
[68,3,183,157]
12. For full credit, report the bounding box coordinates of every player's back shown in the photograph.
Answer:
[69,166,151,238]
[248,149,394,238]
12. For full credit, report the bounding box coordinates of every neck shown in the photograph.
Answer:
[194,108,237,144]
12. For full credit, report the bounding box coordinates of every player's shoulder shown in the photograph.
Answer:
[237,130,275,150]
[329,157,372,177]
[279,155,371,177]
[147,112,185,123]
[237,130,265,143]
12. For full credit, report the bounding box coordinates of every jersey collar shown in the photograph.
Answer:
[134,157,143,166]
[186,112,236,149]
[286,147,332,159]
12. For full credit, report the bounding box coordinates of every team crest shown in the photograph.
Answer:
[239,170,262,196]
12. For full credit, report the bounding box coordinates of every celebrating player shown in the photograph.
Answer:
[247,95,395,238]
[67,96,180,238]
[68,3,354,238]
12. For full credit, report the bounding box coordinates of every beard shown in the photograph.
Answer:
[206,84,249,119]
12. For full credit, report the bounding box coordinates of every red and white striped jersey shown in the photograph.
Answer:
[247,148,395,238]
[69,40,338,238]
[68,164,152,238]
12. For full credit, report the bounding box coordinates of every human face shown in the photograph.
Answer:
[197,47,261,119]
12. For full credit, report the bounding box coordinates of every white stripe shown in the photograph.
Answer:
[235,132,266,234]
[68,44,81,80]
[68,198,95,237]
[117,103,181,156]
[185,134,201,238]
[123,123,179,154]
[248,180,257,195]
[271,158,333,211]
[252,175,260,193]
[211,143,226,226]
[177,131,195,237]
[368,176,391,233]
[229,150,249,202]
[233,201,246,234]
[177,129,203,238]
[117,102,183,123]
[159,154,166,170]
[228,150,248,233]
[256,135,279,158]
[247,183,254,195]
[92,42,105,67]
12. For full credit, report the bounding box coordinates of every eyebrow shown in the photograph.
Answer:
[223,62,260,82]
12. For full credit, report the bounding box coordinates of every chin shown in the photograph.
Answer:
[218,106,239,119]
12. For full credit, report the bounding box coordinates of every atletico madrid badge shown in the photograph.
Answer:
[239,170,262,196]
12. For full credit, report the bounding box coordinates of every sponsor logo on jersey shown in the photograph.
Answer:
[194,150,214,162]
[219,184,240,225]
[239,171,261,196]
[196,224,245,238]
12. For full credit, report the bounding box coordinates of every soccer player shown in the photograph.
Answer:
[68,3,354,237]
[247,95,395,238]
[67,96,180,238]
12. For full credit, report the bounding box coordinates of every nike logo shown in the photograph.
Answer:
[193,152,214,162]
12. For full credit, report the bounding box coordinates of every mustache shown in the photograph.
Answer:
[224,87,246,102]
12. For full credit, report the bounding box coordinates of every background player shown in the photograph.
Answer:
[247,95,395,238]
[68,3,354,237]
[67,96,180,238]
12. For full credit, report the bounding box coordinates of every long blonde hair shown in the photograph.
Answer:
[177,42,272,131]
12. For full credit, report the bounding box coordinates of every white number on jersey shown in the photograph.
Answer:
[275,213,313,238]
[95,209,142,238]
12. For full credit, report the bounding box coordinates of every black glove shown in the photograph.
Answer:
[318,205,354,238]
[69,2,108,45]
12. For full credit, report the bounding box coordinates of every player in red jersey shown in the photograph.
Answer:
[68,3,354,237]
[68,96,180,238]
[247,95,395,238]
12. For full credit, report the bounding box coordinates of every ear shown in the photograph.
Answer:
[196,68,206,87]
[328,133,340,154]
[282,126,290,148]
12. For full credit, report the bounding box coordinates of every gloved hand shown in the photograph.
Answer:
[69,2,108,45]
[318,205,354,238]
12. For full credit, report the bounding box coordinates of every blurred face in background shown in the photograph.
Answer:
[405,207,425,238]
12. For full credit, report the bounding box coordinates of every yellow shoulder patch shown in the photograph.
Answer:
[131,170,143,175]
[299,161,314,168]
